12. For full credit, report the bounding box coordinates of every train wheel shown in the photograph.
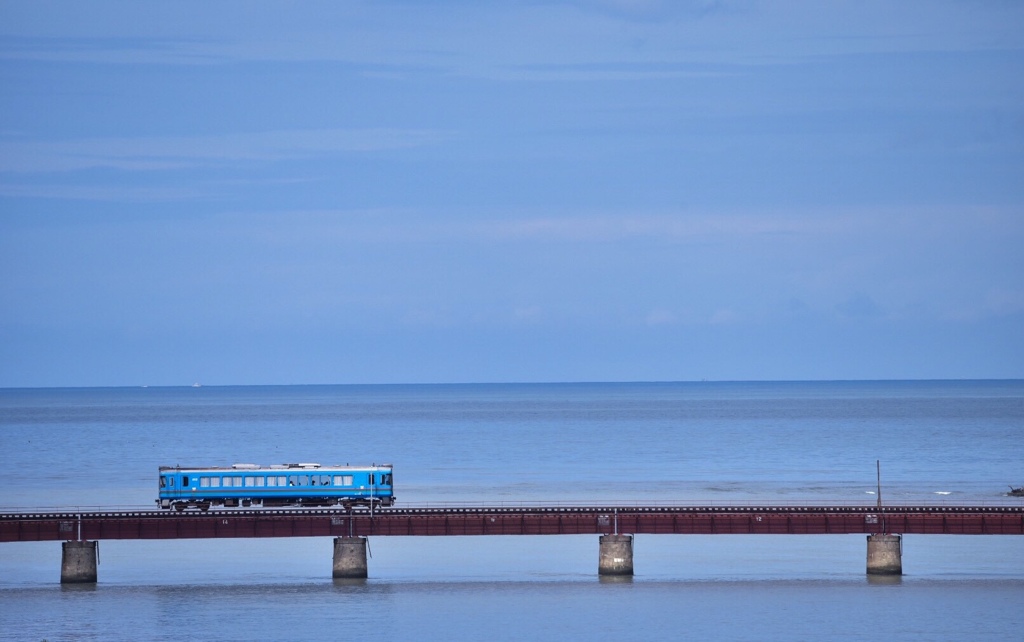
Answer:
[174,503,186,512]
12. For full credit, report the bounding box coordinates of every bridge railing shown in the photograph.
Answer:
[1,497,1022,515]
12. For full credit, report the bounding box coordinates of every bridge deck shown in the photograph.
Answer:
[2,506,1022,542]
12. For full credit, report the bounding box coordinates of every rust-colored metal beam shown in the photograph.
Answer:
[2,506,1021,542]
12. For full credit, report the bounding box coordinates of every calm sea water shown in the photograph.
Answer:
[1,381,1023,641]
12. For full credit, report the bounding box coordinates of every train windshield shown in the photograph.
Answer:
[381,473,392,486]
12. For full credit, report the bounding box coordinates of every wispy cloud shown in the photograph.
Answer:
[493,61,731,82]
[835,292,883,319]
[709,308,738,325]
[0,36,226,65]
[0,128,450,173]
[645,308,677,326]
[4,2,1018,73]
[0,183,203,201]
[468,211,842,243]
[217,205,1019,248]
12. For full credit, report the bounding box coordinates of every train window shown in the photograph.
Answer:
[369,474,375,485]
[200,478,210,488]
[244,477,255,487]
[234,477,244,487]
[277,476,287,486]
[321,475,331,485]
[382,474,392,486]
[267,476,277,487]
[182,476,190,486]
[255,477,265,487]
[210,477,221,488]
[333,475,353,486]
[160,477,166,488]
[288,476,297,486]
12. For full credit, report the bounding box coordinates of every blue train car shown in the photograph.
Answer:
[157,463,394,511]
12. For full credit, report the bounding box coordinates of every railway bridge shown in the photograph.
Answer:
[3,504,1022,583]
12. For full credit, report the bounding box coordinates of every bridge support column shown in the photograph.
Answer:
[333,537,368,579]
[866,534,902,575]
[598,534,633,576]
[61,541,98,584]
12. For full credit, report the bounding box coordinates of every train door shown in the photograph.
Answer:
[380,471,393,506]
[171,473,193,499]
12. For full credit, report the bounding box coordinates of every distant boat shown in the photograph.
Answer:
[192,382,202,388]
[1009,485,1024,497]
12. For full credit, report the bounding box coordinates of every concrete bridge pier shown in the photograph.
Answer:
[332,537,368,579]
[598,534,633,576]
[866,534,902,575]
[61,541,98,584]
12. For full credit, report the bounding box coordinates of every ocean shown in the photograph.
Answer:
[1,381,1022,641]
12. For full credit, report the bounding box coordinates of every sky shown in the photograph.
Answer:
[1,0,1022,387]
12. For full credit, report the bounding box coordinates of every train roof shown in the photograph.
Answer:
[158,463,392,472]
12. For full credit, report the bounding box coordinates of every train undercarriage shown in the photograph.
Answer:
[159,496,395,512]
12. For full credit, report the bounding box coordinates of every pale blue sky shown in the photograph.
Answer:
[1,1,1022,387]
